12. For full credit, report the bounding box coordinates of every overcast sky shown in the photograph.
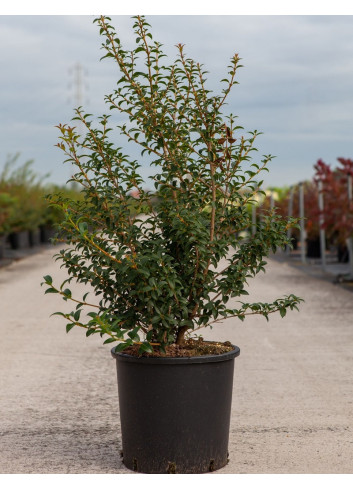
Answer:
[1,13,353,189]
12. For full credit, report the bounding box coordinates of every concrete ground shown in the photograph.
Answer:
[1,245,353,473]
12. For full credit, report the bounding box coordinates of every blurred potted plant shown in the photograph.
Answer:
[275,181,321,257]
[261,187,299,250]
[1,155,48,249]
[42,15,302,474]
[41,185,84,243]
[0,192,17,259]
[301,180,322,258]
[314,158,353,262]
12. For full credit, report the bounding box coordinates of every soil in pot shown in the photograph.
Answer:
[123,338,234,358]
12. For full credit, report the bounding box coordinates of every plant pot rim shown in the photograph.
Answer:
[111,342,240,364]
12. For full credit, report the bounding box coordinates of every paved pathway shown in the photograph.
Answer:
[1,246,353,473]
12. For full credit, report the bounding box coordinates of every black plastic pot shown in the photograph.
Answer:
[40,225,57,244]
[9,230,30,249]
[111,344,240,474]
[29,228,41,247]
[0,234,7,259]
[306,237,321,258]
[337,243,349,263]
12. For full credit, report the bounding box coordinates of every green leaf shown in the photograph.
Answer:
[50,311,66,318]
[43,275,52,285]
[138,342,153,354]
[66,323,75,333]
[73,310,81,321]
[113,343,129,353]
[103,337,116,345]
[45,287,58,294]
[239,290,249,295]
[62,288,72,298]
[127,326,140,342]
[78,222,88,234]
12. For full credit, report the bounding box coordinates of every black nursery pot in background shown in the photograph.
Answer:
[306,237,321,258]
[111,345,240,474]
[337,243,349,263]
[29,228,41,247]
[8,230,30,250]
[40,225,57,244]
[0,234,7,259]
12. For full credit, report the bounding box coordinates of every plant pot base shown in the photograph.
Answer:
[121,452,229,474]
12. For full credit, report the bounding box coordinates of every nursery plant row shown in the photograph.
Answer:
[0,154,152,261]
[2,154,353,265]
[255,157,353,263]
[0,155,83,260]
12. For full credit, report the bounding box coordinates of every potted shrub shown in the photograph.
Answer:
[0,192,17,259]
[275,181,321,258]
[1,155,48,249]
[314,158,353,262]
[301,180,322,258]
[42,15,302,474]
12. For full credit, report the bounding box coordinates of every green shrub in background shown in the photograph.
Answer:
[0,154,48,233]
[43,185,84,231]
[0,155,84,240]
[0,192,17,236]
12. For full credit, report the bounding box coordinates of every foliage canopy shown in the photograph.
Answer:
[43,16,301,354]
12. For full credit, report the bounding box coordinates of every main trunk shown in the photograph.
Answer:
[175,326,188,345]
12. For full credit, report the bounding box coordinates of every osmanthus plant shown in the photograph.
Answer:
[42,15,302,354]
